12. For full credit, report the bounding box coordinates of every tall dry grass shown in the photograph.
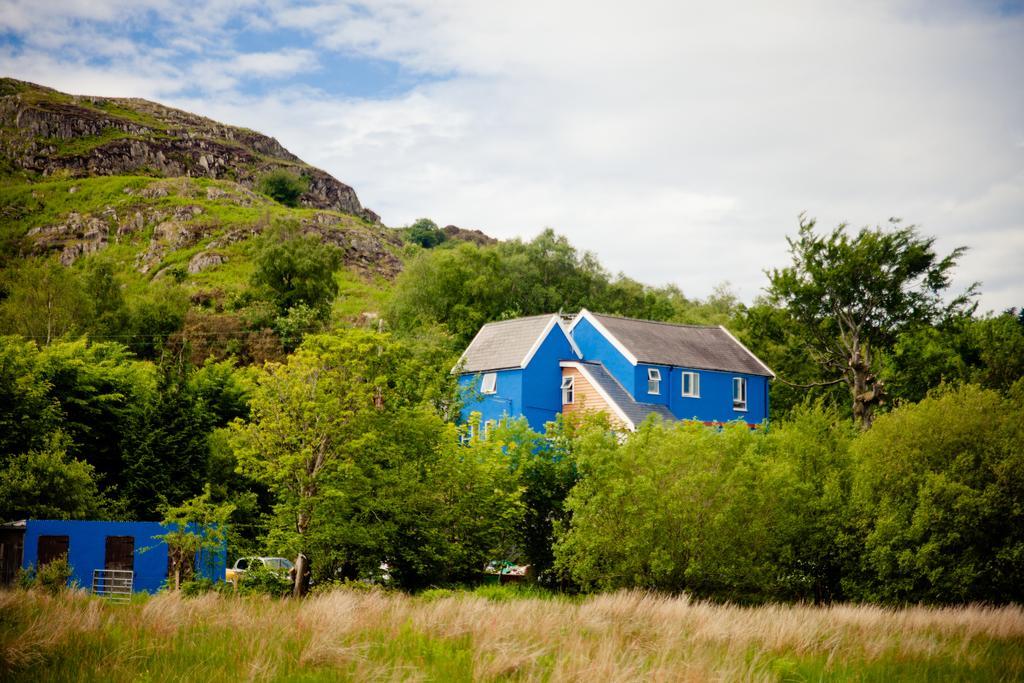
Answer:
[2,587,1023,681]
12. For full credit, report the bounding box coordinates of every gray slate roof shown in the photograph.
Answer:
[578,362,675,427]
[588,313,773,377]
[456,314,558,373]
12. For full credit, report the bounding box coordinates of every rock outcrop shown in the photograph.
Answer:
[22,179,403,278]
[0,78,379,223]
[443,224,498,246]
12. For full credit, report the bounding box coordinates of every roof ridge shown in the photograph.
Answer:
[481,313,556,327]
[589,311,721,330]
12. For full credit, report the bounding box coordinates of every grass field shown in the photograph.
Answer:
[2,587,1022,682]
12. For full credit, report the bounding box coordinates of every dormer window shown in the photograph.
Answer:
[681,371,700,397]
[647,368,661,395]
[561,375,575,404]
[733,377,747,411]
[481,373,497,394]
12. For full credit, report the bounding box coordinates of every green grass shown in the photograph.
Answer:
[0,174,402,334]
[2,588,1022,682]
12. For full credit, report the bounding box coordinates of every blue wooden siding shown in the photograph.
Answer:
[571,318,768,425]
[666,368,768,424]
[635,363,670,404]
[570,317,635,391]
[22,519,226,593]
[459,322,579,433]
[458,369,523,427]
[521,323,579,431]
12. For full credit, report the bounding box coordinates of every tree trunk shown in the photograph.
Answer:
[849,346,884,430]
[294,508,310,598]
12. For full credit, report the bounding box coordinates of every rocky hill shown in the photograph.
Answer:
[0,78,408,284]
[0,78,378,222]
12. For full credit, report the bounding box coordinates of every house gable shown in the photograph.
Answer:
[458,314,581,433]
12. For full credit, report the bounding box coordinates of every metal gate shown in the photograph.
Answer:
[92,569,133,602]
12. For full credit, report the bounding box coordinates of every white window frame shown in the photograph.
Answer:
[483,420,494,440]
[733,377,747,411]
[647,368,661,395]
[561,375,575,404]
[681,371,700,398]
[480,372,497,394]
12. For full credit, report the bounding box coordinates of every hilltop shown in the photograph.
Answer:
[0,78,377,221]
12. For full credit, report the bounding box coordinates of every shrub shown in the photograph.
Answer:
[251,234,341,316]
[405,218,447,248]
[257,170,308,207]
[237,564,291,598]
[847,384,1024,603]
[36,556,74,594]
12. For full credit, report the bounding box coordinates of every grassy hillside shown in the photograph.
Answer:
[0,173,399,307]
[0,79,418,357]
[3,588,1023,682]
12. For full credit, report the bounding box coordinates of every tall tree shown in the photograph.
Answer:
[251,233,341,316]
[231,331,417,595]
[0,257,86,344]
[767,216,975,428]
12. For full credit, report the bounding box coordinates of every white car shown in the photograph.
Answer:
[225,556,294,584]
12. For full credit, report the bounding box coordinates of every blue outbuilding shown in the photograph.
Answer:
[0,519,226,593]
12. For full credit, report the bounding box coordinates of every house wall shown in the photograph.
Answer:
[22,520,226,593]
[521,324,580,431]
[570,317,635,391]
[559,367,627,429]
[665,368,769,425]
[634,363,671,405]
[458,369,523,428]
[572,318,769,425]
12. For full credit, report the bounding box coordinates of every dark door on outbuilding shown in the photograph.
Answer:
[0,528,24,585]
[38,535,69,567]
[105,536,134,571]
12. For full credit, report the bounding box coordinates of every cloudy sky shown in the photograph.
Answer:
[2,1,1022,312]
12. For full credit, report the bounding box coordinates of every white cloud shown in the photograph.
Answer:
[1,0,1022,312]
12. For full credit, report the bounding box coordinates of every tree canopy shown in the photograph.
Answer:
[766,216,976,427]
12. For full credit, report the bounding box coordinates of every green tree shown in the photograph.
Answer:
[767,216,975,428]
[232,329,497,593]
[34,339,154,493]
[970,309,1024,392]
[0,257,87,344]
[154,486,234,590]
[405,218,447,248]
[232,330,411,595]
[119,363,213,519]
[554,418,775,599]
[0,432,102,521]
[0,336,59,458]
[491,416,578,583]
[257,169,308,207]
[81,258,129,340]
[252,234,341,316]
[756,403,856,602]
[847,384,1024,603]
[123,282,188,359]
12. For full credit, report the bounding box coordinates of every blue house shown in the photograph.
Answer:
[0,519,226,593]
[457,309,773,432]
